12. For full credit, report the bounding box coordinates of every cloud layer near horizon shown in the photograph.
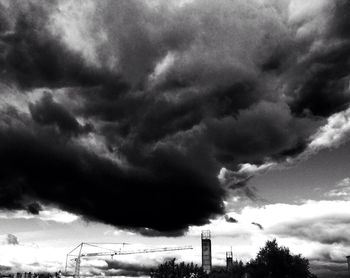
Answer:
[0,185,349,277]
[0,0,349,235]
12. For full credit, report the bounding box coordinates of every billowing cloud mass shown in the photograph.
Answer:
[0,0,349,236]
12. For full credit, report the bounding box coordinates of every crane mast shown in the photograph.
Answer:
[65,242,193,278]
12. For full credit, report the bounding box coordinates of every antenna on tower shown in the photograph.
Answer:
[226,247,233,272]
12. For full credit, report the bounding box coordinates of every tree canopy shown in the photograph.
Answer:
[151,258,208,278]
[246,239,317,278]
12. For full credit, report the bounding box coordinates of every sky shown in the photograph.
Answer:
[0,0,350,277]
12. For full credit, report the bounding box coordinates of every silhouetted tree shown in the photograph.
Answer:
[210,260,245,278]
[246,239,317,278]
[230,260,245,278]
[151,258,208,278]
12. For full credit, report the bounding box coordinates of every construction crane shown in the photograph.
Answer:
[64,242,193,278]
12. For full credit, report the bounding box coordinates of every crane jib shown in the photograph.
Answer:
[64,242,193,278]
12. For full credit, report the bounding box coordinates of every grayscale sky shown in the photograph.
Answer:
[0,0,350,277]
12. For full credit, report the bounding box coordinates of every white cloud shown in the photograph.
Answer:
[0,243,67,272]
[336,178,350,188]
[0,207,79,223]
[0,198,348,275]
[39,209,79,223]
[235,199,350,268]
[325,178,350,200]
[308,106,350,151]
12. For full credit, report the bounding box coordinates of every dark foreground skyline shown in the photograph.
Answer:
[0,0,350,277]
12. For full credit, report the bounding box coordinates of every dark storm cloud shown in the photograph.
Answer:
[287,0,350,117]
[251,222,263,230]
[26,202,42,215]
[134,228,184,238]
[207,101,313,165]
[225,215,238,224]
[331,0,350,38]
[0,121,224,233]
[29,93,92,136]
[0,0,349,236]
[289,42,350,117]
[0,1,115,90]
[0,1,222,234]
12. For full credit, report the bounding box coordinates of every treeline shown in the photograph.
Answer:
[0,273,61,278]
[151,239,318,278]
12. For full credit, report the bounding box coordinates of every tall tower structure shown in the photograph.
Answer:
[346,256,350,278]
[201,230,212,274]
[226,250,233,272]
